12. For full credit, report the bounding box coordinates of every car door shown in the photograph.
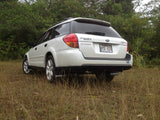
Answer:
[35,30,53,67]
[28,32,47,67]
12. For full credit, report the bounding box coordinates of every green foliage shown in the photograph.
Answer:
[101,1,123,15]
[101,0,133,17]
[0,0,159,67]
[0,38,29,60]
[132,50,146,68]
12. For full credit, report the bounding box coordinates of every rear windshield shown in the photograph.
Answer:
[72,21,121,38]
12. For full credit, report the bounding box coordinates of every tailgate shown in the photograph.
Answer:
[77,34,127,59]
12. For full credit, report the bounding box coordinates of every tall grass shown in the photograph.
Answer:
[0,61,160,120]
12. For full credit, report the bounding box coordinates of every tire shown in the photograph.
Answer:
[22,58,31,74]
[96,72,114,82]
[46,55,56,83]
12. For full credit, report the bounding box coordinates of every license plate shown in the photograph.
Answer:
[100,44,113,53]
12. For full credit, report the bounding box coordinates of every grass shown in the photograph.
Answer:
[0,61,160,120]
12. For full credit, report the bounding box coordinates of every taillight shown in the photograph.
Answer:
[127,42,129,52]
[63,34,79,48]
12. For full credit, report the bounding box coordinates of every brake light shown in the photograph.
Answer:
[127,42,129,52]
[63,34,79,48]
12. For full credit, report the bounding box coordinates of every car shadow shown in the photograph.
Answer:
[29,71,122,90]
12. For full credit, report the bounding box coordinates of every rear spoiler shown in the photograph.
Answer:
[74,18,111,27]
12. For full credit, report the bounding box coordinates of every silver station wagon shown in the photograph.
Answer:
[23,17,133,82]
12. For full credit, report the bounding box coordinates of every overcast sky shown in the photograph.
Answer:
[134,0,160,13]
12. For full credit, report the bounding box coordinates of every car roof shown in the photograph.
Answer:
[48,17,111,31]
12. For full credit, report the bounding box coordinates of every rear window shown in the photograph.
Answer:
[72,21,121,38]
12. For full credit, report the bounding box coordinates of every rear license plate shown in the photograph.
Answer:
[99,44,113,53]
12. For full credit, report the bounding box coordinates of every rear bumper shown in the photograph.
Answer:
[56,65,132,74]
[55,49,133,70]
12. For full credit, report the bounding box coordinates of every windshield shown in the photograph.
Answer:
[72,21,121,38]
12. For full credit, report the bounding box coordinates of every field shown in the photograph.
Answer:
[0,61,160,120]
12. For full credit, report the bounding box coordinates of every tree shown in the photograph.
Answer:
[101,0,133,16]
[0,0,159,66]
[0,1,47,59]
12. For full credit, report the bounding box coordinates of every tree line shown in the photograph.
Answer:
[0,0,160,67]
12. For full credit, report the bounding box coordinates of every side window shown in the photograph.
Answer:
[35,23,70,45]
[36,32,46,45]
[36,30,52,45]
[50,28,60,39]
[43,30,51,42]
[51,23,70,39]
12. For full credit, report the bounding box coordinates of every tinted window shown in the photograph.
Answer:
[51,23,70,39]
[35,23,70,45]
[36,32,47,45]
[36,30,52,45]
[72,21,121,38]
[43,30,51,42]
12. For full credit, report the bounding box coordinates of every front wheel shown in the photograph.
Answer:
[46,56,56,83]
[96,72,114,82]
[22,59,31,74]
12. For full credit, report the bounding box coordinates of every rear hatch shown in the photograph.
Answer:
[71,19,127,59]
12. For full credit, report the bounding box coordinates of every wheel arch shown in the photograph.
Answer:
[24,55,27,60]
[45,52,56,67]
[24,52,29,61]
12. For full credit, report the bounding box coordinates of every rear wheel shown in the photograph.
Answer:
[96,72,114,82]
[22,58,31,74]
[46,55,56,83]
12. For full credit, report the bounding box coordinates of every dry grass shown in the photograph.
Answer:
[0,61,160,120]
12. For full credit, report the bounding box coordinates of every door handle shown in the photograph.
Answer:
[44,44,47,47]
[35,47,37,50]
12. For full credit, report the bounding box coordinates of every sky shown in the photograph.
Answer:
[134,0,151,12]
[134,0,160,13]
[141,0,151,4]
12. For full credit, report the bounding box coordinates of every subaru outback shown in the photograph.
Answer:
[22,17,133,82]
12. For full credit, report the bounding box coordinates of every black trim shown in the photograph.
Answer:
[126,54,131,60]
[29,65,132,74]
[56,65,132,74]
[28,66,45,71]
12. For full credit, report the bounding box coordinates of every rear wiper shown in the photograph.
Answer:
[85,32,105,36]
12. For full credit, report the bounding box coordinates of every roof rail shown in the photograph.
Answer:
[51,17,73,30]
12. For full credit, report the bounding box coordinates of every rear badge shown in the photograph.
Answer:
[80,37,92,40]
